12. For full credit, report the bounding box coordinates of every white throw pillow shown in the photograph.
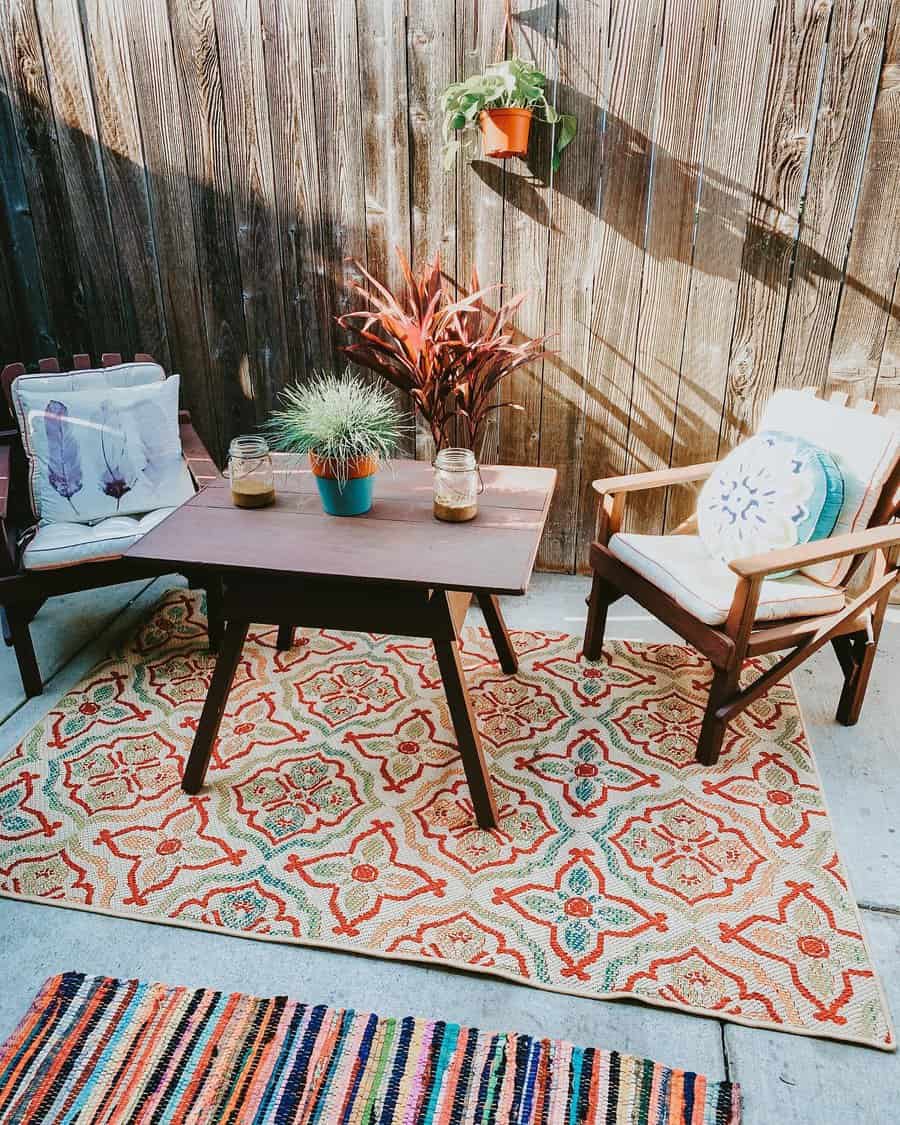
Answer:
[697,430,844,575]
[13,372,195,524]
[759,390,900,585]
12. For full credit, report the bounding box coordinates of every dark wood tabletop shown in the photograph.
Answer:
[127,457,556,595]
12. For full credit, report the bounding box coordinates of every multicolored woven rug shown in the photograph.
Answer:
[0,591,892,1050]
[0,973,740,1124]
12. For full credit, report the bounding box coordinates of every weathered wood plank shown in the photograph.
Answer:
[537,0,607,570]
[663,0,776,531]
[778,0,890,392]
[623,0,717,533]
[213,0,291,419]
[127,0,221,459]
[828,2,900,394]
[34,0,128,351]
[0,34,51,362]
[167,0,254,440]
[571,0,666,565]
[497,1,558,473]
[456,0,507,464]
[307,0,368,356]
[355,0,415,454]
[261,0,328,377]
[79,0,170,366]
[407,0,458,459]
[407,0,456,268]
[0,0,91,358]
[719,0,832,451]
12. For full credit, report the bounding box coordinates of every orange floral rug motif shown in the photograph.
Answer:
[0,590,893,1049]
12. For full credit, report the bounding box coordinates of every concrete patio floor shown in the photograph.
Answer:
[0,572,897,1122]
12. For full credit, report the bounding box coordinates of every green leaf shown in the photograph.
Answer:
[551,114,578,171]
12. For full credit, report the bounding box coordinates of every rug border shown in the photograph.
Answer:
[1,601,894,1053]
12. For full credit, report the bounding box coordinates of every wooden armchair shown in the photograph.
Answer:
[583,389,900,766]
[0,353,224,699]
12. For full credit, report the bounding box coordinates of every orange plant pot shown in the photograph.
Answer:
[479,108,533,159]
[308,451,379,480]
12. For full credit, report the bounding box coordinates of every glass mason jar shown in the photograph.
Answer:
[433,448,482,522]
[227,435,275,509]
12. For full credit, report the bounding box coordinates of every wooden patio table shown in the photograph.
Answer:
[126,456,556,829]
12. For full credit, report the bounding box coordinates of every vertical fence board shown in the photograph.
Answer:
[537,0,607,570]
[498,1,558,472]
[828,3,900,394]
[0,46,48,362]
[623,0,716,533]
[168,0,254,439]
[355,0,415,450]
[407,0,458,460]
[213,0,292,418]
[719,0,832,449]
[664,0,776,530]
[572,0,666,565]
[128,0,220,456]
[34,0,129,350]
[456,0,507,463]
[407,0,456,267]
[0,0,76,360]
[262,0,329,377]
[778,0,890,392]
[80,1,170,366]
[307,0,368,356]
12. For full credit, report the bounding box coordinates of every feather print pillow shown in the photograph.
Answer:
[13,374,195,524]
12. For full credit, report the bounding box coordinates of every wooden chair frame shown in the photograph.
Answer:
[0,353,224,699]
[583,391,900,766]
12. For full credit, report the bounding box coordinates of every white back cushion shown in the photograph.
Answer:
[10,361,166,398]
[759,390,900,585]
[13,369,194,524]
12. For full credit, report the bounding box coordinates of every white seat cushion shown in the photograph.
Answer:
[22,508,175,570]
[609,533,845,626]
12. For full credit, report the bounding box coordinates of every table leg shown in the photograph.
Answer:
[434,637,499,830]
[476,592,518,674]
[182,618,249,794]
[276,624,295,651]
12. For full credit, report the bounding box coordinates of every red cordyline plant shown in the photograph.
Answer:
[337,250,550,456]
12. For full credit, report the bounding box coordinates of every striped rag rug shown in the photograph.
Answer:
[0,973,740,1123]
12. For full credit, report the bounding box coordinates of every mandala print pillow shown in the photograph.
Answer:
[697,430,844,575]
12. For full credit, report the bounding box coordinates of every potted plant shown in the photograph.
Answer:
[440,57,576,169]
[266,370,407,516]
[337,249,549,459]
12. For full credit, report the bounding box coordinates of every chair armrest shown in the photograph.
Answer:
[592,462,717,496]
[729,524,900,580]
[178,412,220,490]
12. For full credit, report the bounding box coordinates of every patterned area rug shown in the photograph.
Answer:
[0,591,892,1049]
[0,973,740,1123]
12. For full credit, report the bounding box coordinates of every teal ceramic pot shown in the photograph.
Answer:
[309,452,378,516]
[314,473,375,516]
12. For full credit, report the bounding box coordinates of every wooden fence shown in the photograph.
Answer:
[1,0,898,571]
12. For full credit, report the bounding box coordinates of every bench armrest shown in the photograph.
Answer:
[729,524,900,580]
[592,462,717,496]
[179,412,220,490]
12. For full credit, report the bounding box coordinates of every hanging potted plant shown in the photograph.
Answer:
[440,57,576,169]
[266,370,408,516]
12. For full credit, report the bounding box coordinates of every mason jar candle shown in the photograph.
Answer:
[433,447,481,522]
[227,435,275,509]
